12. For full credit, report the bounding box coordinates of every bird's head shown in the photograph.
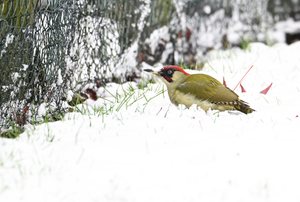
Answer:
[144,65,190,84]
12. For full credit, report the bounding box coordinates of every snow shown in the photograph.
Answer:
[276,18,300,34]
[145,26,170,54]
[65,16,121,85]
[112,40,139,81]
[136,0,151,32]
[1,42,300,202]
[0,33,14,57]
[203,5,211,15]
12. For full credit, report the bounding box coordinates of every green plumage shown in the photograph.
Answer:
[176,74,254,114]
[144,66,254,114]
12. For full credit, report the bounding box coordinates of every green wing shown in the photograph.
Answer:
[176,74,239,103]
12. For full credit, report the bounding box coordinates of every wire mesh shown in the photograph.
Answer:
[0,0,174,131]
[0,0,299,133]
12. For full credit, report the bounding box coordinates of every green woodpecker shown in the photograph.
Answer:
[144,65,254,114]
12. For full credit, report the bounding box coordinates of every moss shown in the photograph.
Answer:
[0,0,37,29]
[240,38,251,51]
[0,126,24,139]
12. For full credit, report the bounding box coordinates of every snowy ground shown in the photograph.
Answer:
[1,42,300,202]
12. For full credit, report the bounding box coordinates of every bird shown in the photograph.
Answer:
[144,65,254,114]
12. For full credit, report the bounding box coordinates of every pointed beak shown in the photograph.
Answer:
[143,69,154,73]
[143,68,160,76]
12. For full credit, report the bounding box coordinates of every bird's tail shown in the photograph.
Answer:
[235,100,255,114]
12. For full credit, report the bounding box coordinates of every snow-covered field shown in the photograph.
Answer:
[1,42,300,202]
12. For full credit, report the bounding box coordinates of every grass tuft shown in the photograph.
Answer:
[0,124,24,139]
[240,38,251,51]
[72,82,166,117]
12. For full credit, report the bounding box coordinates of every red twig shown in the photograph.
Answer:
[233,65,254,91]
[240,83,246,93]
[260,83,273,95]
[223,76,227,87]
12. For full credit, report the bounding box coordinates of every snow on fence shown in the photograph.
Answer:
[0,0,299,133]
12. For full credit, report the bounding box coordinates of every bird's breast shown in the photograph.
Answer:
[170,90,235,112]
[170,90,214,111]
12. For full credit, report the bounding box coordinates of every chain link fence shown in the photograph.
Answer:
[0,0,299,135]
[0,0,175,133]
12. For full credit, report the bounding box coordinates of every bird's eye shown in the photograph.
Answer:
[167,69,173,76]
